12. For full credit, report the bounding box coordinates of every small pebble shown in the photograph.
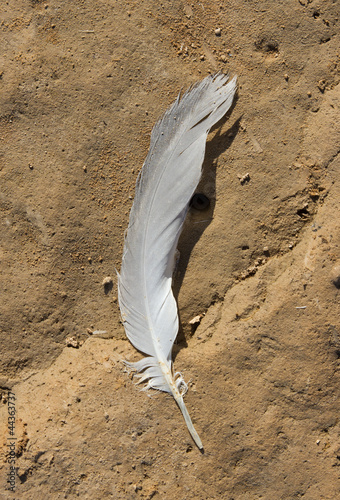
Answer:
[65,336,81,348]
[330,262,340,289]
[103,276,113,294]
[189,315,203,325]
[317,79,326,92]
[237,173,250,185]
[215,28,221,36]
[284,73,289,81]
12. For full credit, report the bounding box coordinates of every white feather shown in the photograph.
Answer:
[118,73,237,450]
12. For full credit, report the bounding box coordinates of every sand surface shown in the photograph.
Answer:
[0,0,339,498]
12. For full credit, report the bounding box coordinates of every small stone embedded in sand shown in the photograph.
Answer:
[237,172,250,185]
[189,315,203,325]
[102,276,113,294]
[215,28,221,36]
[330,262,340,289]
[317,79,326,93]
[65,336,82,348]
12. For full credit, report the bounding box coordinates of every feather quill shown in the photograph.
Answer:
[118,73,237,450]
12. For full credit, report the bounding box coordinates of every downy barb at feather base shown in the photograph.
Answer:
[118,73,237,450]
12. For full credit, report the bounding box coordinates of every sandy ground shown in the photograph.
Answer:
[0,0,339,498]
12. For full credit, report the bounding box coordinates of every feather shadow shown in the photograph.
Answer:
[173,113,242,350]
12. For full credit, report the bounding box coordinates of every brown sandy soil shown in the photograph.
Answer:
[0,0,339,498]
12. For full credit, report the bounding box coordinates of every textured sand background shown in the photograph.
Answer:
[0,0,339,498]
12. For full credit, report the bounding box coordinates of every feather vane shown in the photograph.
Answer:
[118,73,237,450]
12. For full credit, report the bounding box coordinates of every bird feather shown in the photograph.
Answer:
[118,73,237,450]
